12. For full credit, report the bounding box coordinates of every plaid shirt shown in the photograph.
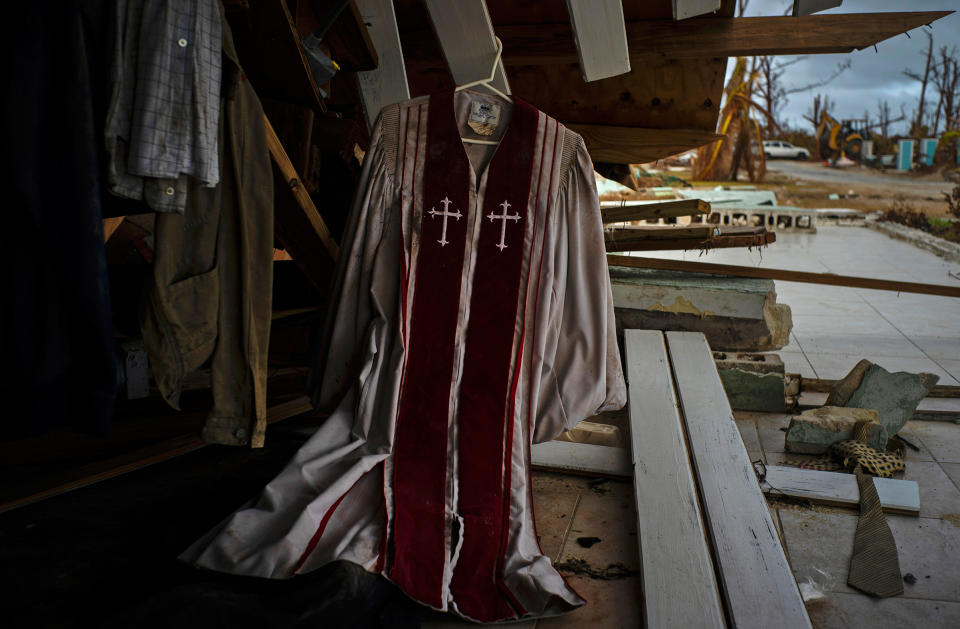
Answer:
[105,0,222,213]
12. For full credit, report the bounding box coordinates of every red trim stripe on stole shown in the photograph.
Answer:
[390,94,470,608]
[449,98,539,622]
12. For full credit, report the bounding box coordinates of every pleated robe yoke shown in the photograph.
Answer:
[180,91,626,623]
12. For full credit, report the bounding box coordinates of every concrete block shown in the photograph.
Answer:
[713,351,784,375]
[845,364,939,436]
[785,406,885,454]
[718,368,786,412]
[610,267,793,351]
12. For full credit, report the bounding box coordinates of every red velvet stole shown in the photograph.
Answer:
[390,92,539,620]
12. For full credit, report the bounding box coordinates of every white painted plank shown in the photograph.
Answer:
[423,0,510,97]
[566,0,631,82]
[792,0,843,17]
[665,331,812,629]
[531,441,631,477]
[761,465,920,516]
[354,0,410,129]
[624,330,725,629]
[673,0,722,21]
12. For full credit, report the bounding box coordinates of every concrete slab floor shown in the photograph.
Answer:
[735,412,960,628]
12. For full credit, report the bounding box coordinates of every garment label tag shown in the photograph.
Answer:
[467,101,500,136]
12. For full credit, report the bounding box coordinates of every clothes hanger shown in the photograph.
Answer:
[454,37,513,146]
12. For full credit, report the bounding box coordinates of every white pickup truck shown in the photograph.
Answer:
[762,140,810,160]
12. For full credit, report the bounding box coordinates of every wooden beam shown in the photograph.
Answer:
[673,0,722,21]
[568,124,724,164]
[601,198,711,224]
[0,396,315,515]
[606,255,960,298]
[531,441,631,478]
[801,378,960,399]
[485,12,951,65]
[265,113,340,261]
[102,217,125,243]
[354,0,410,129]
[604,231,774,252]
[224,0,326,111]
[666,331,811,628]
[624,330,725,629]
[760,465,919,516]
[608,225,716,241]
[306,0,378,71]
[423,0,511,96]
[498,57,726,131]
[566,0,631,82]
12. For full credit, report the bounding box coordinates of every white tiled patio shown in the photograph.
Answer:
[691,224,960,628]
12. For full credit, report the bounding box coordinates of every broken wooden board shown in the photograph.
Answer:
[354,0,410,129]
[600,198,710,224]
[607,255,960,298]
[760,465,920,517]
[423,0,511,96]
[674,0,722,21]
[624,330,725,629]
[531,441,631,478]
[604,230,774,253]
[607,225,716,241]
[566,0,631,82]
[666,331,811,629]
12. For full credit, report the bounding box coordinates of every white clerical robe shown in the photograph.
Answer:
[181,90,626,623]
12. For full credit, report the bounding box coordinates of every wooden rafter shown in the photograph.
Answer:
[568,124,723,164]
[461,12,953,65]
[265,113,340,290]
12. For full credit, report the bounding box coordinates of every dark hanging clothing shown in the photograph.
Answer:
[1,0,120,437]
[140,9,273,448]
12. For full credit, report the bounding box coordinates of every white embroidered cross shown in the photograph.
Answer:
[487,200,521,251]
[428,196,462,247]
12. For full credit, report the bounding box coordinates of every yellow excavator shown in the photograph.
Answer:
[815,112,868,162]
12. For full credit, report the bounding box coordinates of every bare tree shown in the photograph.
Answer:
[755,56,849,131]
[875,100,894,137]
[930,45,960,133]
[804,93,834,129]
[904,31,935,137]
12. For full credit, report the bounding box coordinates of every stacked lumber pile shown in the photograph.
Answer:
[601,198,776,252]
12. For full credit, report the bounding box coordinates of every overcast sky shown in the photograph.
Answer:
[738,0,960,135]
